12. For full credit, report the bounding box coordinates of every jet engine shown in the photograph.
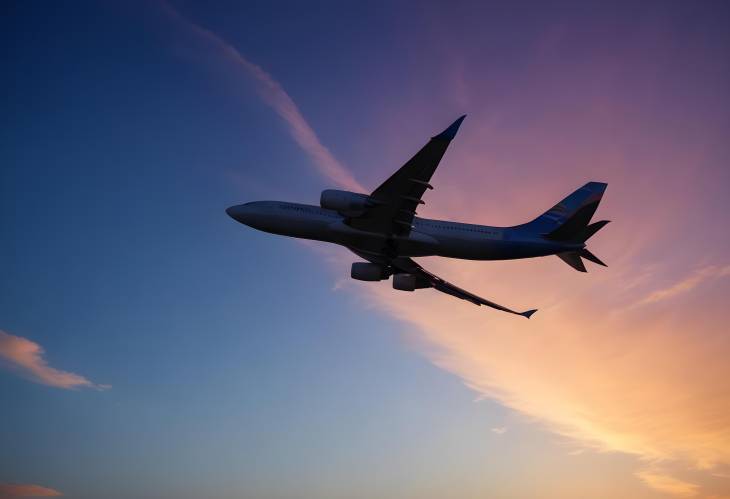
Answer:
[320,189,372,215]
[351,262,389,281]
[392,273,430,291]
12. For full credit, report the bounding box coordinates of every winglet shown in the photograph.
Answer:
[434,115,466,141]
[521,309,538,319]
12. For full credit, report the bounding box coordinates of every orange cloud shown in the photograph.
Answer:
[635,469,700,498]
[0,483,62,498]
[0,330,109,390]
[638,265,730,306]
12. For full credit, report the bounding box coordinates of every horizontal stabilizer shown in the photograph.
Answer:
[580,248,607,267]
[577,220,610,242]
[557,251,587,272]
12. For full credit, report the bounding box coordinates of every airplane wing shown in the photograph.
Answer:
[390,257,538,319]
[349,115,466,236]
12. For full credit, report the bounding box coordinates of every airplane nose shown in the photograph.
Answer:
[226,204,253,225]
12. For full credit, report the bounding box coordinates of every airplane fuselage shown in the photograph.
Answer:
[227,201,582,261]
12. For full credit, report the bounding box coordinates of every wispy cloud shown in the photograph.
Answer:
[0,483,62,498]
[638,265,730,306]
[0,330,109,390]
[635,469,699,498]
[491,426,508,435]
[159,0,365,193]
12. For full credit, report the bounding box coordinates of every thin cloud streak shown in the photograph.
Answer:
[160,0,365,193]
[0,483,62,498]
[638,265,730,306]
[635,469,700,498]
[0,330,109,390]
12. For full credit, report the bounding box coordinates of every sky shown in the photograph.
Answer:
[2,1,730,498]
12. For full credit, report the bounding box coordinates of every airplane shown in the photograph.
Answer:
[226,115,609,318]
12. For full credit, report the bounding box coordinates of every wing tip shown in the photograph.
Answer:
[434,115,467,141]
[521,309,538,319]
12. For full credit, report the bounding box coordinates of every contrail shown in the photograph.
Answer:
[160,1,365,193]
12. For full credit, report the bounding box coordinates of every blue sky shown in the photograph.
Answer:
[3,1,730,498]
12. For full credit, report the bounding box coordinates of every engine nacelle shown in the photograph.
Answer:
[351,262,389,281]
[393,273,430,291]
[320,189,371,215]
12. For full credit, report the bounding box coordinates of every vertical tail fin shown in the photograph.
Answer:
[526,182,610,272]
[525,182,607,238]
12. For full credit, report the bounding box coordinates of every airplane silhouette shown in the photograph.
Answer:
[227,116,609,318]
